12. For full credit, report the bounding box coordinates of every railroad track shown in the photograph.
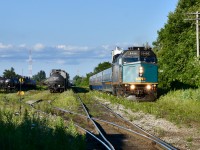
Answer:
[25,90,178,150]
[62,88,177,149]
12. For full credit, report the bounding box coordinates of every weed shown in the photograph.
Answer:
[186,137,193,142]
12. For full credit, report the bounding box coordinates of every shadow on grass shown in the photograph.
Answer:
[0,110,85,150]
[72,86,89,94]
[158,80,198,98]
[170,80,197,90]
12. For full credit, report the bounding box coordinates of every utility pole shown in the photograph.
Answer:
[29,50,33,78]
[185,11,200,57]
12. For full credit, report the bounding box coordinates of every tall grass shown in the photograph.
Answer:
[0,109,85,150]
[89,89,200,127]
[0,90,86,150]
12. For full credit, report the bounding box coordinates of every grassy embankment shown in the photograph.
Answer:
[88,89,200,128]
[0,90,85,150]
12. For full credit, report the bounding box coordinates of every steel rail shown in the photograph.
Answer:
[76,96,115,150]
[26,103,112,150]
[74,124,112,150]
[53,106,86,118]
[97,100,177,150]
[92,117,172,150]
[53,107,175,150]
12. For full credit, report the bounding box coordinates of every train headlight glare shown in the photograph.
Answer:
[130,85,136,90]
[146,85,151,90]
[139,66,144,77]
[139,67,144,74]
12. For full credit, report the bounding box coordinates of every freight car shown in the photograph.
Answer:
[0,76,36,92]
[46,69,70,93]
[89,46,158,101]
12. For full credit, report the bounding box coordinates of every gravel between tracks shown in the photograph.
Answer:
[95,97,200,150]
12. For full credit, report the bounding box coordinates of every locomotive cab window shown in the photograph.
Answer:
[123,57,139,63]
[140,57,157,63]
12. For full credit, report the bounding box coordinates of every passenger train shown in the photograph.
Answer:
[89,46,158,101]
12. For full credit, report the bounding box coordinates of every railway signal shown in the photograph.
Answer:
[19,78,24,83]
[18,78,25,115]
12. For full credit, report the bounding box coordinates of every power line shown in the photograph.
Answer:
[185,11,200,57]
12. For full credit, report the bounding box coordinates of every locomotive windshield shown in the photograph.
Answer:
[122,48,157,64]
[140,57,157,63]
[123,57,139,63]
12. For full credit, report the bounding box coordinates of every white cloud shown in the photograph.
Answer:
[56,44,89,52]
[33,43,45,51]
[0,43,13,49]
[56,59,66,65]
[0,54,11,58]
[19,44,26,48]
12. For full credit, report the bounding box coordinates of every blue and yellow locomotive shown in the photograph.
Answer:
[89,46,158,101]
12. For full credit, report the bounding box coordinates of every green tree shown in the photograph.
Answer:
[93,62,111,74]
[153,0,200,89]
[32,70,46,82]
[3,67,17,78]
[73,62,111,87]
[73,75,83,86]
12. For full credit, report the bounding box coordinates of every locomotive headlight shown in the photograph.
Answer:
[139,67,144,73]
[130,85,136,90]
[146,85,151,90]
[139,66,144,77]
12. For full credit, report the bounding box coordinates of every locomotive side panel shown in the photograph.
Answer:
[112,64,122,84]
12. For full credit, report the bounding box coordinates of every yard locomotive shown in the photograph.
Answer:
[46,69,70,93]
[89,46,158,101]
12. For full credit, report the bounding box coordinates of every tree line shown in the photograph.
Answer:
[153,0,200,89]
[1,67,46,83]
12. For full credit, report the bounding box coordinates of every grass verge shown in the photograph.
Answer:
[88,88,200,128]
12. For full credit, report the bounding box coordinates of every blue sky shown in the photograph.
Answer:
[0,0,178,79]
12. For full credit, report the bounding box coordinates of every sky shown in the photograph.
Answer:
[0,0,178,79]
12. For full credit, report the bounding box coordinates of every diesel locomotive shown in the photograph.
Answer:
[45,69,70,93]
[89,46,158,101]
